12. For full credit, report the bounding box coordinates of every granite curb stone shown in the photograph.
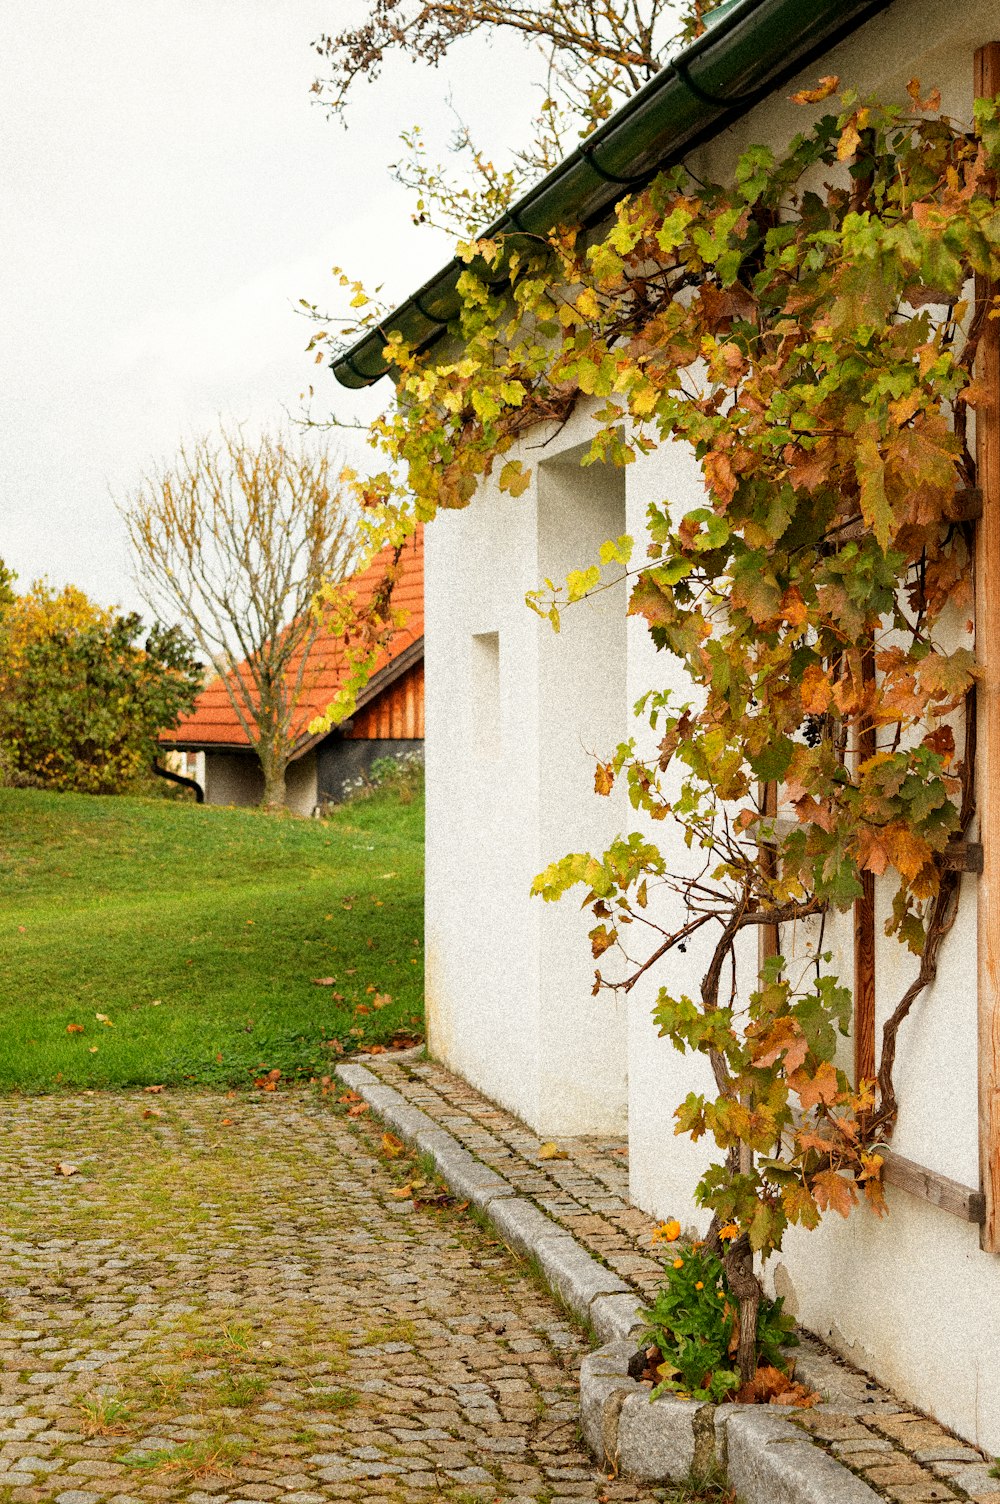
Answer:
[337,1059,889,1502]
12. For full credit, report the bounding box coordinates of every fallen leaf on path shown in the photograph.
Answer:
[338,1090,361,1103]
[143,1108,162,1120]
[143,1085,165,1094]
[538,1142,569,1161]
[366,1044,386,1054]
[347,1102,370,1117]
[54,1162,78,1177]
[381,1132,405,1157]
[220,1118,233,1126]
[66,1024,84,1035]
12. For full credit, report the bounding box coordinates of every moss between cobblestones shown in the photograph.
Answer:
[0,1087,735,1503]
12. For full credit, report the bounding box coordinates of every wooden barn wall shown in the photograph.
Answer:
[345,662,424,741]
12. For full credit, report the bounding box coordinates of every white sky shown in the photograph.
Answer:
[0,3,544,615]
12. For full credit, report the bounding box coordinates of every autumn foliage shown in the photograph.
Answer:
[334,83,1000,1377]
[0,577,201,794]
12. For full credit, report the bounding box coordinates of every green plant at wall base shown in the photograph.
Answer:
[640,1240,795,1402]
[329,82,1000,1383]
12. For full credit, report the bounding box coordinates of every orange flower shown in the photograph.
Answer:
[652,1218,682,1245]
[672,1257,684,1269]
[695,1281,704,1290]
[719,1222,739,1241]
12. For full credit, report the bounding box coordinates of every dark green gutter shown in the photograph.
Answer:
[332,0,896,389]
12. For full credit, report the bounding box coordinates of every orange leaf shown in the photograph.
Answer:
[143,1084,165,1094]
[812,1168,857,1218]
[799,664,832,714]
[381,1132,405,1157]
[594,761,615,796]
[66,1023,84,1035]
[790,75,839,105]
[791,1059,841,1111]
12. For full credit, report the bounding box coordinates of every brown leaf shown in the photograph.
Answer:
[312,977,338,986]
[66,1023,84,1035]
[372,992,393,1010]
[143,1084,165,1094]
[790,75,839,105]
[54,1162,79,1177]
[347,1102,370,1117]
[381,1132,405,1157]
[142,1108,162,1120]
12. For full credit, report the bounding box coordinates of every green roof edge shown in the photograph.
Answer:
[331,0,895,389]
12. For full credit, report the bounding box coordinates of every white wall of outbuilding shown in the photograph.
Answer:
[424,0,1000,1451]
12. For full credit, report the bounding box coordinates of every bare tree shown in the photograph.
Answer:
[313,1,718,225]
[122,426,361,809]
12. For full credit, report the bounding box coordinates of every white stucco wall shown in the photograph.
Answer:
[424,0,1000,1449]
[203,749,317,817]
[424,419,630,1133]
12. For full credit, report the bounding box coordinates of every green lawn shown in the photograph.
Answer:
[0,785,423,1090]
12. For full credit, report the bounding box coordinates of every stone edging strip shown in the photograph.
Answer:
[336,1060,882,1503]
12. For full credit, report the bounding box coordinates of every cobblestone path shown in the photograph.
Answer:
[0,1090,674,1504]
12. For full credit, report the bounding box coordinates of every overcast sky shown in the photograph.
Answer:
[0,3,544,615]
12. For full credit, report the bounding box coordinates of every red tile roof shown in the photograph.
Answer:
[159,528,423,753]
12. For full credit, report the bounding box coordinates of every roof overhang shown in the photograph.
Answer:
[159,635,425,761]
[331,0,896,390]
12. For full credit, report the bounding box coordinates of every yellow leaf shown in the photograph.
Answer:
[537,1141,569,1161]
[837,121,862,162]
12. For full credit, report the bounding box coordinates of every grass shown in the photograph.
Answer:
[0,784,423,1089]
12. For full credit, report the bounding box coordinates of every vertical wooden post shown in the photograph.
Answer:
[759,781,779,970]
[975,41,1000,1254]
[854,640,877,1089]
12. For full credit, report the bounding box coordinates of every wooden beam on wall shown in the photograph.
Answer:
[855,638,877,1090]
[759,782,779,971]
[881,1149,985,1226]
[975,40,1000,1255]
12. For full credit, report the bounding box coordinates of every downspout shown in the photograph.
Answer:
[332,0,897,390]
[152,758,205,803]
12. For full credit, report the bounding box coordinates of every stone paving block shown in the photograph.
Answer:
[425,1141,516,1208]
[487,1197,571,1259]
[724,1409,884,1504]
[533,1236,632,1316]
[588,1294,645,1346]
[930,1461,1000,1492]
[616,1391,699,1483]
